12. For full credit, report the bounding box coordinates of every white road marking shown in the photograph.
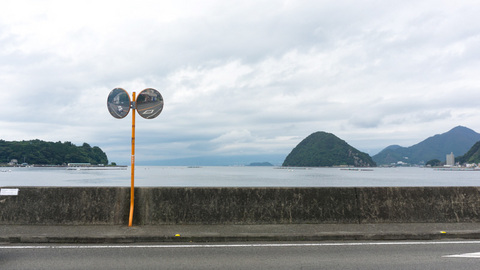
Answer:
[2,240,480,249]
[142,109,154,114]
[444,252,480,258]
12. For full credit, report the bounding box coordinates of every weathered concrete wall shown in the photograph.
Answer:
[1,187,480,225]
[0,187,129,225]
[133,188,359,225]
[357,187,480,223]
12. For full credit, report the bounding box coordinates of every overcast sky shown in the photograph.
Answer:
[1,0,480,164]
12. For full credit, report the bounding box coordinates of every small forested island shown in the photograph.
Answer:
[247,162,274,166]
[282,131,376,167]
[0,139,108,166]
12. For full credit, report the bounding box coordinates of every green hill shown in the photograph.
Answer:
[0,139,108,165]
[457,141,480,164]
[282,132,376,167]
[372,126,480,165]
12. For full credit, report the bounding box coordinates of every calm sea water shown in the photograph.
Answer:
[1,166,480,187]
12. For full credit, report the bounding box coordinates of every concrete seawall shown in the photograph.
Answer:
[1,187,480,225]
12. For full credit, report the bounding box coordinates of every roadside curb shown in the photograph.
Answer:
[3,232,480,244]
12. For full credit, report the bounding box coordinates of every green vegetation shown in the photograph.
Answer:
[282,131,376,167]
[247,162,273,166]
[457,141,480,164]
[426,159,442,167]
[0,139,108,165]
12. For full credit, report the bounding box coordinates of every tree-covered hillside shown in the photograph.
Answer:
[0,140,108,165]
[457,141,480,164]
[282,131,376,167]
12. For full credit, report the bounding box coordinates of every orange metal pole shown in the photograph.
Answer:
[129,92,136,227]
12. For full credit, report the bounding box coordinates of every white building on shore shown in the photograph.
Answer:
[446,152,455,166]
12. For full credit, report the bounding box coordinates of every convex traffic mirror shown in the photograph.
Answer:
[136,88,164,119]
[107,88,131,119]
[106,87,164,227]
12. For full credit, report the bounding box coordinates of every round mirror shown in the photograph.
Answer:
[137,88,164,119]
[107,88,131,119]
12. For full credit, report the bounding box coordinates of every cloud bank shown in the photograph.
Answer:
[1,0,480,164]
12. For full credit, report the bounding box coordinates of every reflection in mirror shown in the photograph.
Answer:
[137,88,164,119]
[107,88,131,119]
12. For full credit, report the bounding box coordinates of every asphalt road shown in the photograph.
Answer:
[2,241,480,269]
[136,99,163,119]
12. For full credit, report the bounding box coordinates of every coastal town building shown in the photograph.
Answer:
[446,152,455,166]
[8,159,18,166]
[67,163,91,167]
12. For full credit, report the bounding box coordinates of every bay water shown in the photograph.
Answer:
[1,166,479,187]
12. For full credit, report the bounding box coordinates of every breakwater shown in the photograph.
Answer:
[1,187,480,225]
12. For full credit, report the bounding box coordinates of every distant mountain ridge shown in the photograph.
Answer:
[150,154,286,166]
[372,126,480,165]
[282,131,376,167]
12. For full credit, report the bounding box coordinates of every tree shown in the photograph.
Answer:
[426,159,442,167]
